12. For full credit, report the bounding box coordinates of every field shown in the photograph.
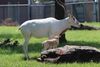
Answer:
[0,22,100,67]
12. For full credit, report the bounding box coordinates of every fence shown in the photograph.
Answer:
[0,3,55,24]
[0,2,98,25]
[65,1,98,22]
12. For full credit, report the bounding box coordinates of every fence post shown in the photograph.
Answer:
[7,2,11,18]
[28,0,31,20]
[98,0,100,21]
[17,2,20,23]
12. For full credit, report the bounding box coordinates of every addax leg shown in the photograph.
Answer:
[23,35,30,60]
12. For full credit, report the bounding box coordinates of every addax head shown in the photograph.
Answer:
[68,14,80,28]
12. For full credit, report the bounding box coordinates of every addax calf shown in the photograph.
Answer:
[42,36,59,50]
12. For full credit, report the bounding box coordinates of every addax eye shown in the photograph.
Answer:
[73,18,76,21]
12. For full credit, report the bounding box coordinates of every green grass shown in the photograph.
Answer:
[0,23,100,67]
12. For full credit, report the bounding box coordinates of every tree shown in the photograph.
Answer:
[55,0,67,43]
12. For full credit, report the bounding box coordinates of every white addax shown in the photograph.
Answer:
[19,15,80,59]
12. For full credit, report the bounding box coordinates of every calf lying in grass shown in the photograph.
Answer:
[42,36,59,50]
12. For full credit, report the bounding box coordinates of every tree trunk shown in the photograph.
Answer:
[55,0,67,43]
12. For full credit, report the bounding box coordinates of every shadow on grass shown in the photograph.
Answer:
[0,43,43,54]
[0,40,100,54]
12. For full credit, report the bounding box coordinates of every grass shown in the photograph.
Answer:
[0,23,100,67]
